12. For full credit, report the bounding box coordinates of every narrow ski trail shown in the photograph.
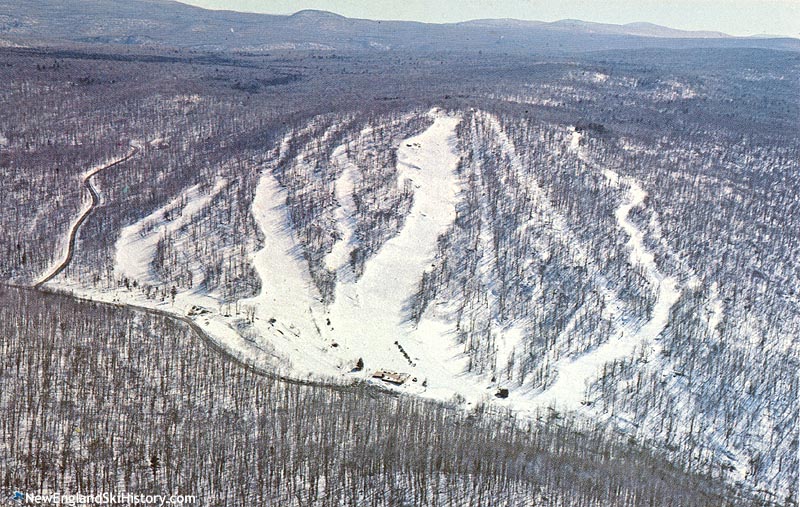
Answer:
[114,179,228,288]
[324,149,360,274]
[527,131,681,411]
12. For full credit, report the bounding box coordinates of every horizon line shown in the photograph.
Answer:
[172,1,799,39]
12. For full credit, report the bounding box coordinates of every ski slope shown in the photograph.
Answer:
[319,109,466,387]
[115,179,227,285]
[524,130,682,411]
[243,163,333,374]
[324,141,361,273]
[244,109,474,391]
[46,114,682,416]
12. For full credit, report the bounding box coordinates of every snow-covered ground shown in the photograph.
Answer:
[242,163,333,374]
[707,281,725,334]
[45,114,680,416]
[323,140,362,272]
[244,108,490,399]
[318,110,466,387]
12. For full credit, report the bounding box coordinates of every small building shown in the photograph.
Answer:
[372,370,410,385]
[187,305,210,317]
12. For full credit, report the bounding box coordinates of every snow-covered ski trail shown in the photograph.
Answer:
[241,109,470,384]
[324,112,418,276]
[476,112,627,385]
[526,130,681,411]
[323,138,362,273]
[114,179,227,286]
[244,165,334,374]
[323,109,464,375]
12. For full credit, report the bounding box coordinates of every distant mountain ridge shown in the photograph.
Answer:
[0,0,797,53]
[551,20,728,38]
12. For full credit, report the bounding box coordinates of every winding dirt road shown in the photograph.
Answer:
[35,145,139,288]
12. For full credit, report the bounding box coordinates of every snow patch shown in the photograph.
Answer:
[569,128,582,153]
[707,281,724,333]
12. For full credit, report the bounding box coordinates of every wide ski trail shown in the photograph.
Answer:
[323,109,464,377]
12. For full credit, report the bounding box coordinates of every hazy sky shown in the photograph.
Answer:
[179,0,799,37]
